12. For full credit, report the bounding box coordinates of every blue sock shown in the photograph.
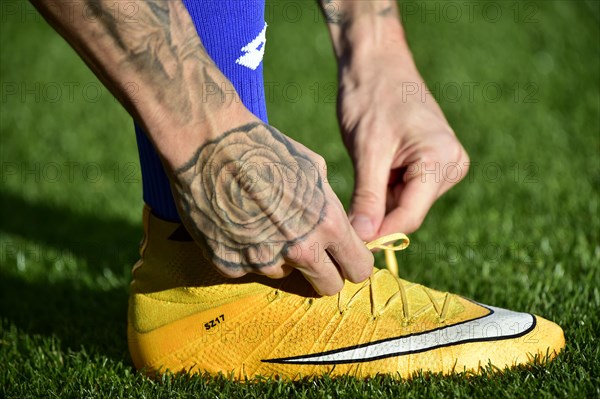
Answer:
[135,0,268,221]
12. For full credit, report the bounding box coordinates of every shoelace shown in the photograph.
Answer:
[366,233,410,277]
[335,234,410,317]
[339,233,451,322]
[368,233,411,319]
[271,232,450,322]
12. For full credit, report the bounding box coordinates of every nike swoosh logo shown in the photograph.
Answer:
[262,304,536,365]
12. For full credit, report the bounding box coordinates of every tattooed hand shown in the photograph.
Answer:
[172,121,374,295]
[32,0,374,295]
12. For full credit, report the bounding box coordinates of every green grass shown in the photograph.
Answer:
[1,1,599,397]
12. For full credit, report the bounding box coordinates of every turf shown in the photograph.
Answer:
[1,1,599,397]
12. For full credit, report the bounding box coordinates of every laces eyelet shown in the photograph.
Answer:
[304,297,314,310]
[267,290,280,302]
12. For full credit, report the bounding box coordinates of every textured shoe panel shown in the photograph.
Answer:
[130,277,489,376]
[128,207,566,379]
[130,284,565,379]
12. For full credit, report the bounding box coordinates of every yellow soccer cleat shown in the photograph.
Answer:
[128,206,565,380]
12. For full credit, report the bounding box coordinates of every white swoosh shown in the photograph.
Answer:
[263,304,535,364]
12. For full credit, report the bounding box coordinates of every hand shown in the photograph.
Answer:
[338,47,469,240]
[34,0,374,295]
[170,119,374,296]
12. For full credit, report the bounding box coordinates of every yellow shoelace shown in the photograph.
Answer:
[366,233,410,277]
[336,234,411,318]
[361,233,451,321]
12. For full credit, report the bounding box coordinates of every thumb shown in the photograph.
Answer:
[348,152,391,241]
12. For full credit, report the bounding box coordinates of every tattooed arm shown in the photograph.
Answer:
[32,0,374,295]
[30,0,248,166]
[319,1,469,239]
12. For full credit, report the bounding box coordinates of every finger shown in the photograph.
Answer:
[213,267,248,279]
[348,149,394,241]
[322,183,375,283]
[284,241,345,296]
[379,166,442,235]
[254,262,294,279]
[437,145,470,197]
[325,224,374,284]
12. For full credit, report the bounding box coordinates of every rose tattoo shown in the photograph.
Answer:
[174,122,326,270]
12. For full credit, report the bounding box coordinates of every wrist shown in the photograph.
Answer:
[140,92,257,172]
[337,39,420,97]
[325,1,407,60]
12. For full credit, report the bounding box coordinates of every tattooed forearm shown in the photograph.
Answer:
[173,122,327,271]
[319,0,397,27]
[85,0,226,121]
[88,0,207,73]
[320,0,349,27]
[31,0,240,142]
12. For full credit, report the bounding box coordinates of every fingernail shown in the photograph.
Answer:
[351,215,374,240]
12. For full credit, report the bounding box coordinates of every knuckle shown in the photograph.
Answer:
[416,149,439,168]
[316,156,328,175]
[259,264,287,279]
[442,137,466,164]
[350,264,373,283]
[449,145,469,184]
[284,241,313,265]
[352,189,382,207]
[318,280,344,297]
[215,265,247,279]
[459,148,470,172]
[316,205,343,235]
[309,153,326,170]
[404,215,425,234]
[319,214,339,234]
